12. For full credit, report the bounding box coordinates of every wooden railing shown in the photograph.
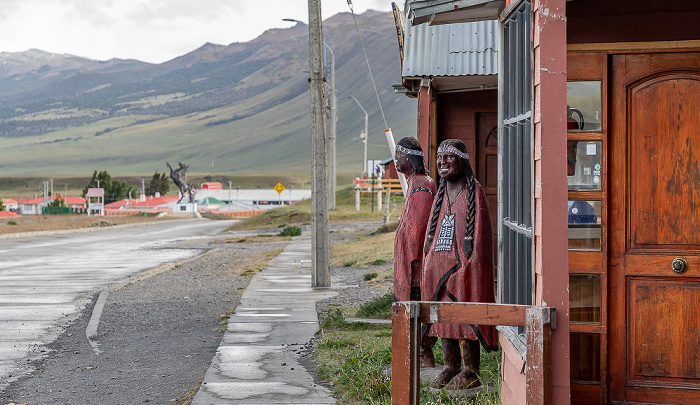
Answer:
[391,301,556,405]
[354,177,403,193]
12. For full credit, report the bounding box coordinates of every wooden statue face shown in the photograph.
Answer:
[394,152,412,175]
[436,153,464,181]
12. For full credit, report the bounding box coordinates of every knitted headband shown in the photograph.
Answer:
[395,144,424,157]
[437,144,470,160]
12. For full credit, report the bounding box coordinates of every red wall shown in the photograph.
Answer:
[436,90,498,161]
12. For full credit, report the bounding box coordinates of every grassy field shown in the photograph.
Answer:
[317,224,502,404]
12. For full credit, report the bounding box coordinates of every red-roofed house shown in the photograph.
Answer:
[106,195,179,212]
[1,197,19,212]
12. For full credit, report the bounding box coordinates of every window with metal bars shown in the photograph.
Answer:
[498,0,533,341]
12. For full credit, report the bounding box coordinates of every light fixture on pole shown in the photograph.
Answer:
[348,96,368,177]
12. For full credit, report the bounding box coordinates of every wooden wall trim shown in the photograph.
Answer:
[567,40,700,52]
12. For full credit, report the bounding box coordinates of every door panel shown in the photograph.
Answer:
[610,52,700,404]
[476,111,498,276]
[629,279,700,380]
[629,75,700,249]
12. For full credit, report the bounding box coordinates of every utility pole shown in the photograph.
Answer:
[325,42,337,210]
[308,0,330,288]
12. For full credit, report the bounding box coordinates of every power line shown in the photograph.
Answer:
[346,0,388,129]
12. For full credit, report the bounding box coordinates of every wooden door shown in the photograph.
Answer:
[475,111,499,276]
[609,52,700,404]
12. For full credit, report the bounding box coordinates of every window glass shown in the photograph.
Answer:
[570,332,601,383]
[567,81,602,132]
[570,274,601,322]
[568,200,601,251]
[567,141,602,190]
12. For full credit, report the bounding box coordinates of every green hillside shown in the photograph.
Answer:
[0,11,417,178]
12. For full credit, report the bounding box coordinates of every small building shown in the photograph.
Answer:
[403,0,700,403]
[396,17,499,257]
[200,182,222,190]
[1,197,19,212]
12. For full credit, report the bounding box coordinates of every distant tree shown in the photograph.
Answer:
[145,172,170,196]
[0,198,4,211]
[82,170,137,203]
[47,196,66,208]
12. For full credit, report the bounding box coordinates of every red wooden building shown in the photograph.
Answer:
[402,0,700,403]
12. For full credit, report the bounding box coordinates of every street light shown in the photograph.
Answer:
[325,42,336,210]
[348,96,368,177]
[282,18,306,24]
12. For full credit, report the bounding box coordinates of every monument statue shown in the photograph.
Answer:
[392,137,437,368]
[422,139,498,390]
[166,161,192,203]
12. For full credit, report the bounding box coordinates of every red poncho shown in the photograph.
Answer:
[393,174,437,301]
[421,180,498,351]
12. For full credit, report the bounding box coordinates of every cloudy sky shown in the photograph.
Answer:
[0,0,393,64]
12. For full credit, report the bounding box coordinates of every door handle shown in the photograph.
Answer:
[671,258,688,274]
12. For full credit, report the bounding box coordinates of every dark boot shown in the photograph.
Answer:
[420,335,437,368]
[445,339,481,390]
[419,344,435,368]
[430,338,461,388]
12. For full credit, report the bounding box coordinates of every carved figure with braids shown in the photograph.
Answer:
[422,139,497,390]
[393,137,438,368]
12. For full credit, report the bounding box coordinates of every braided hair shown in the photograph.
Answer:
[424,139,477,258]
[396,137,427,175]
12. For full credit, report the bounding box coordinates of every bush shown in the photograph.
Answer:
[7,220,17,225]
[356,293,394,319]
[364,272,378,281]
[280,225,302,237]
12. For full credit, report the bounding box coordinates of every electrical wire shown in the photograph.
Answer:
[346,0,389,129]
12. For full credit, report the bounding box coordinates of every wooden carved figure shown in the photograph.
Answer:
[422,139,498,390]
[393,137,438,368]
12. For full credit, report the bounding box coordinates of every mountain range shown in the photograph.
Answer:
[0,10,417,177]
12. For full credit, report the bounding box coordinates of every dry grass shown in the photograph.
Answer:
[330,230,395,269]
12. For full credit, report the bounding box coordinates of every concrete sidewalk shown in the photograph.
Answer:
[193,232,337,404]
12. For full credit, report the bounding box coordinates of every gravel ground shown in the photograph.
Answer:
[0,221,394,405]
[0,234,288,405]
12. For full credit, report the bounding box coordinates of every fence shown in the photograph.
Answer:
[43,207,88,215]
[354,177,402,193]
[391,301,556,405]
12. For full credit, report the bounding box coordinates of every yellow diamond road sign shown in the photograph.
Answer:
[274,182,285,194]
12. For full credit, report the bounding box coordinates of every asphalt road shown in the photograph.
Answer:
[0,218,269,403]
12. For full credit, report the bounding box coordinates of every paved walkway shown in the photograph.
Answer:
[193,233,337,404]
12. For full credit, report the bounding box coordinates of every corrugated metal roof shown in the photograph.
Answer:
[402,19,498,78]
[406,0,503,25]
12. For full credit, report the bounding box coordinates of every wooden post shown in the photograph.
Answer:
[391,302,555,404]
[307,0,330,287]
[391,302,419,405]
[382,187,391,224]
[526,307,553,405]
[355,188,360,212]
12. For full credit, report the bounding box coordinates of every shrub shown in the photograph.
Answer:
[364,272,378,281]
[8,220,17,226]
[356,293,394,319]
[280,225,302,237]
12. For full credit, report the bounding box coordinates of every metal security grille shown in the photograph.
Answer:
[499,0,533,315]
